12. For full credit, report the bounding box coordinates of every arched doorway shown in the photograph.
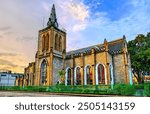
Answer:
[65,67,71,85]
[84,65,92,85]
[96,64,106,85]
[40,59,47,85]
[74,67,81,85]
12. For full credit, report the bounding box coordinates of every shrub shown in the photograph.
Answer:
[113,84,135,96]
[0,84,137,96]
[134,84,144,89]
[144,84,150,97]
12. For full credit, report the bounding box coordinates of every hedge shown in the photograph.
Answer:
[144,84,150,97]
[0,84,149,96]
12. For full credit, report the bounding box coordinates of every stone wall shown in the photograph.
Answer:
[96,52,106,65]
[113,54,126,83]
[53,57,63,84]
[108,53,112,64]
[84,55,93,65]
[74,57,83,66]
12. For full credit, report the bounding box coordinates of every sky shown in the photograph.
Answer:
[0,0,150,73]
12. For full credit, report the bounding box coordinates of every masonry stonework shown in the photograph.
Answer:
[23,4,133,87]
[53,57,63,84]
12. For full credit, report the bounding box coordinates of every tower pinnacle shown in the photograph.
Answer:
[47,4,59,28]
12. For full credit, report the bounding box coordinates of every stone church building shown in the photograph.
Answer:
[22,4,133,86]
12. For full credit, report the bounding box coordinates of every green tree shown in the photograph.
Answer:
[58,70,65,84]
[128,32,150,83]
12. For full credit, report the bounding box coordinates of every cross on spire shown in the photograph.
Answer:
[47,4,59,28]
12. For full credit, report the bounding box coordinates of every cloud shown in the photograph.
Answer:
[0,52,18,57]
[3,31,12,35]
[16,36,35,42]
[0,26,12,37]
[0,52,28,73]
[79,0,150,42]
[0,35,3,38]
[0,59,18,67]
[66,1,89,21]
[0,0,150,73]
[42,2,51,12]
[0,26,11,31]
[72,22,87,32]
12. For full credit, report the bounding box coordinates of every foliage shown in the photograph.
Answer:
[58,70,65,84]
[58,70,65,77]
[2,83,150,96]
[0,85,111,95]
[112,84,136,96]
[0,84,140,96]
[133,84,144,89]
[144,84,150,97]
[127,32,150,83]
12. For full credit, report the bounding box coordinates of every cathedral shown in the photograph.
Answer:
[20,4,133,86]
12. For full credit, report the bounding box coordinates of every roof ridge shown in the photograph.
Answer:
[67,44,103,54]
[108,38,124,44]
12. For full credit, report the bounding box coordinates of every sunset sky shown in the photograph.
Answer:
[0,0,150,73]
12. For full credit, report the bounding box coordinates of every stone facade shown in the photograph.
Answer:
[23,4,133,86]
[53,57,63,84]
[24,62,35,86]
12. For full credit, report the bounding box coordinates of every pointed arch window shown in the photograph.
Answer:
[98,64,105,84]
[67,68,71,85]
[40,60,47,85]
[76,67,81,85]
[59,36,62,52]
[55,34,59,51]
[42,35,46,51]
[45,34,49,51]
[86,65,92,85]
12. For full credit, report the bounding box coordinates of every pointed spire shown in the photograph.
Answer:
[47,4,59,28]
[104,38,108,43]
[104,38,108,51]
[123,35,126,39]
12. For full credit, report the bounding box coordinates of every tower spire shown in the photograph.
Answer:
[47,4,59,28]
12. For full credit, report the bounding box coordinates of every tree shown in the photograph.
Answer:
[58,70,65,84]
[127,32,150,83]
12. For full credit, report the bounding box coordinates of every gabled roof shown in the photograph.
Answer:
[108,38,125,54]
[66,38,125,58]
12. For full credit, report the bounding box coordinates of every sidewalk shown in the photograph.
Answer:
[0,91,117,97]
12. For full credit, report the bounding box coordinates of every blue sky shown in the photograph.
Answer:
[0,0,150,72]
[84,0,133,21]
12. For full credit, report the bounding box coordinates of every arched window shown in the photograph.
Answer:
[59,36,62,52]
[26,74,29,86]
[67,68,71,85]
[40,60,47,85]
[32,74,34,85]
[98,64,105,84]
[76,67,81,85]
[86,65,92,85]
[42,35,46,51]
[45,34,49,51]
[55,34,59,51]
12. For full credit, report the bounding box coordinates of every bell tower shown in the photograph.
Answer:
[35,4,66,86]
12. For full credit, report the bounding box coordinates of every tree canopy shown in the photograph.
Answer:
[127,32,150,83]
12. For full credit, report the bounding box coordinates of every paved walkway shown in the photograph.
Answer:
[0,91,68,97]
[0,91,117,97]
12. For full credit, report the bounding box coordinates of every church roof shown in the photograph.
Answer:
[108,38,125,54]
[66,38,125,58]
